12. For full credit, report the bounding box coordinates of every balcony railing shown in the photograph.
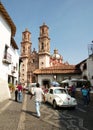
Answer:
[11,66,16,73]
[2,53,12,64]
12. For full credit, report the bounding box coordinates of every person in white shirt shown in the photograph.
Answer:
[30,83,45,118]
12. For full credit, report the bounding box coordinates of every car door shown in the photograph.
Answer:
[47,89,54,104]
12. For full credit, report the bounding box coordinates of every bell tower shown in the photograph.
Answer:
[20,28,32,85]
[21,28,31,57]
[38,23,50,69]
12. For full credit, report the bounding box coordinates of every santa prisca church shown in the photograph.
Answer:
[20,23,81,87]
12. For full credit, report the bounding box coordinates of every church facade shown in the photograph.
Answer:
[20,23,81,87]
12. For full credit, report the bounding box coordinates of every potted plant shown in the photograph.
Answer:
[8,83,15,93]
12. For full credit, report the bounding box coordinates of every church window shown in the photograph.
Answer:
[42,28,44,33]
[23,47,25,53]
[22,79,24,81]
[33,59,35,63]
[41,42,44,50]
[31,59,35,63]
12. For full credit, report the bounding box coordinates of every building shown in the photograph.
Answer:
[20,23,81,87]
[76,53,93,86]
[0,2,19,102]
[20,28,39,85]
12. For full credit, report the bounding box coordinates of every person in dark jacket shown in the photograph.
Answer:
[15,82,18,102]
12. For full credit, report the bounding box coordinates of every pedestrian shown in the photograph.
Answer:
[15,82,18,102]
[15,87,18,102]
[71,84,76,97]
[81,86,88,106]
[87,86,91,104]
[30,83,45,118]
[17,83,23,103]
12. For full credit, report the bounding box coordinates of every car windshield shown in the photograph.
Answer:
[54,89,66,94]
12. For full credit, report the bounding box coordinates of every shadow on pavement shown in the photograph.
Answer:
[22,109,38,118]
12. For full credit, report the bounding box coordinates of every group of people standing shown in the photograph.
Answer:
[65,83,91,106]
[15,83,23,103]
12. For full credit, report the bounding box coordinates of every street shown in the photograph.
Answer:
[0,92,93,130]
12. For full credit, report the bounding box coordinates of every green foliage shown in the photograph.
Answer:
[8,83,15,91]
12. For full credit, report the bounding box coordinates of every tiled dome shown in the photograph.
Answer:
[51,49,62,60]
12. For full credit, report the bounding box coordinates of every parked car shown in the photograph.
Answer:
[45,87,77,109]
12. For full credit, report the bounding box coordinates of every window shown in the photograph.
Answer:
[41,42,44,50]
[4,45,8,59]
[49,89,53,94]
[32,59,35,63]
[83,63,87,70]
[3,45,11,64]
[41,62,44,65]
[23,47,25,53]
[54,89,66,94]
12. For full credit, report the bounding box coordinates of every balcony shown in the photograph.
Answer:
[2,53,11,64]
[11,66,16,73]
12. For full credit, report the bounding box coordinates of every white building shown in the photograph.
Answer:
[76,54,93,86]
[0,2,19,102]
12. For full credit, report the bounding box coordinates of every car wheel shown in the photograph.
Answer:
[53,100,57,109]
[72,106,76,109]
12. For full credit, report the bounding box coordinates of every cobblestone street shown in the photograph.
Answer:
[0,92,93,130]
[0,92,65,130]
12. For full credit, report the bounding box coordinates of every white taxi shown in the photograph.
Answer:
[45,87,77,109]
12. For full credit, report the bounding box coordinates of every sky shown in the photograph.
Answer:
[1,0,93,65]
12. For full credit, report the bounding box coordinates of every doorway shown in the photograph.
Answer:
[42,79,50,88]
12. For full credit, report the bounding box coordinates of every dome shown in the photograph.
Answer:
[52,53,61,59]
[51,49,62,60]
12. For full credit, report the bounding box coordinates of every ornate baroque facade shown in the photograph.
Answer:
[20,23,81,86]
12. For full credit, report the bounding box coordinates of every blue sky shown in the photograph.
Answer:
[1,0,93,64]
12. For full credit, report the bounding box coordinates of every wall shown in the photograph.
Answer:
[87,58,93,86]
[0,14,11,102]
[8,45,19,83]
[38,74,52,85]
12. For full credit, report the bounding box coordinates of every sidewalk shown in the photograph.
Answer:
[0,92,61,130]
[0,92,23,130]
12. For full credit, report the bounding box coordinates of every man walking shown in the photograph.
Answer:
[30,83,45,118]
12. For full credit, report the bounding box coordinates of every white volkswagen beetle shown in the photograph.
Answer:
[45,87,77,109]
